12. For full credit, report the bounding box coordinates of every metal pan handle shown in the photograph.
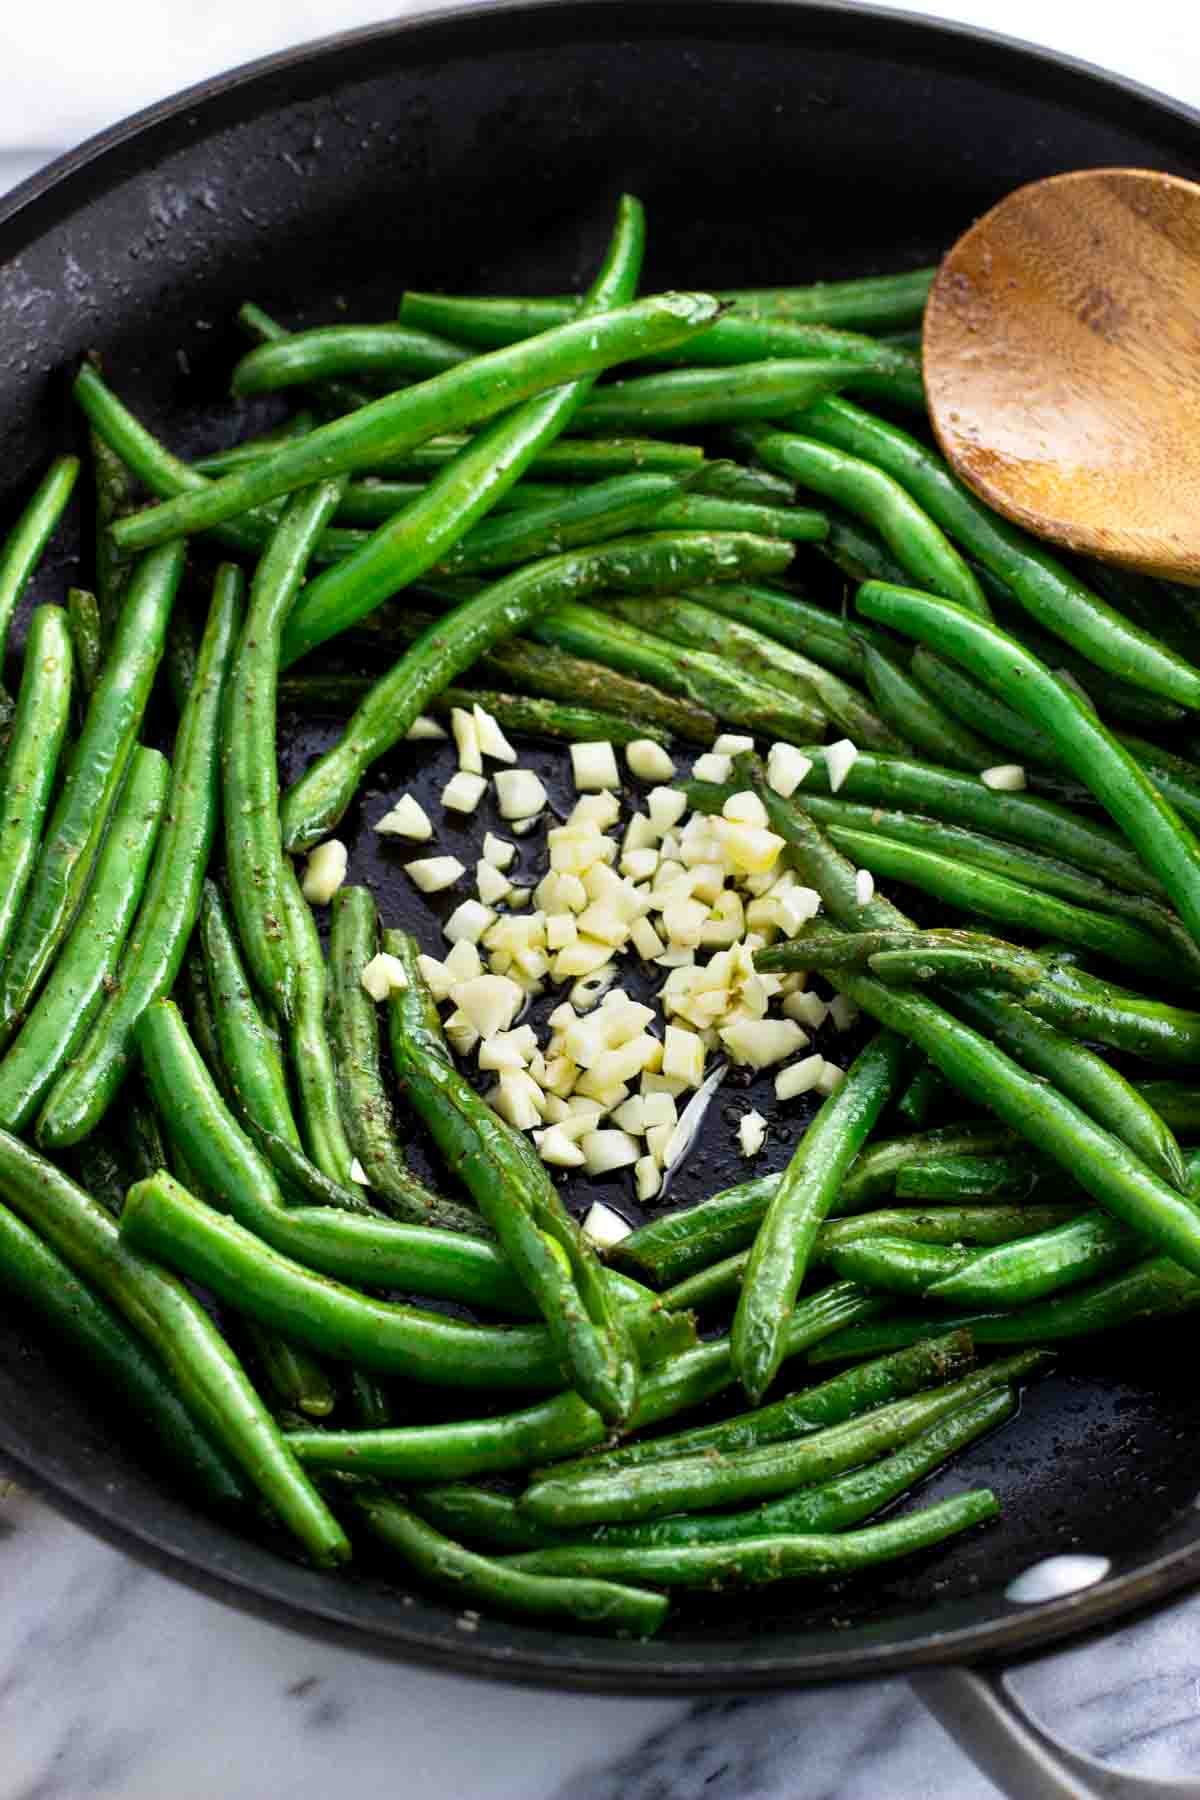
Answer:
[912,1666,1194,1799]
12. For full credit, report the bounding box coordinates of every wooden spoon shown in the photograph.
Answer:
[923,167,1200,583]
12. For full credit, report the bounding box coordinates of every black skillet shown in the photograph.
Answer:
[1,5,1199,1793]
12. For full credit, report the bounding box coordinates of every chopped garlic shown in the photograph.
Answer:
[635,1155,662,1202]
[720,1017,809,1068]
[495,768,548,819]
[473,704,516,763]
[360,952,408,1001]
[722,790,768,828]
[582,1199,633,1244]
[691,751,733,784]
[444,939,483,981]
[478,1034,529,1073]
[716,821,785,876]
[442,770,487,813]
[443,899,495,944]
[766,742,813,798]
[476,860,512,905]
[825,738,859,793]
[374,794,432,840]
[406,855,465,894]
[621,846,659,882]
[546,914,577,950]
[855,867,876,906]
[784,990,829,1030]
[580,1130,641,1176]
[981,764,1027,792]
[623,812,659,854]
[482,832,516,870]
[775,1053,826,1100]
[570,792,621,830]
[349,1157,369,1185]
[570,968,618,1011]
[630,916,665,961]
[444,1010,480,1057]
[405,714,446,740]
[647,786,688,832]
[451,706,482,774]
[511,815,542,836]
[448,973,523,1038]
[536,1126,586,1168]
[494,1070,546,1129]
[661,895,709,949]
[662,1024,705,1088]
[301,839,347,904]
[571,740,621,791]
[816,1059,846,1095]
[416,953,452,1001]
[738,1109,767,1156]
[626,739,675,782]
[713,733,754,756]
[829,993,859,1032]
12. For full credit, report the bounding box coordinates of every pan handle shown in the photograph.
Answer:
[911,1666,1193,1799]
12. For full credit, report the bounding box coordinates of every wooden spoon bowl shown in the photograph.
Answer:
[923,168,1200,583]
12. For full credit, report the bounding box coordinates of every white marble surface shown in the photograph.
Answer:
[3,2,1200,1796]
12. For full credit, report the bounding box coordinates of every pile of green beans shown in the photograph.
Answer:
[6,198,1200,1643]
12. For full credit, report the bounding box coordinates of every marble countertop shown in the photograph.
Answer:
[3,3,1200,1795]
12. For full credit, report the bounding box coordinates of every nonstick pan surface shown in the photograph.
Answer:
[2,0,1200,1693]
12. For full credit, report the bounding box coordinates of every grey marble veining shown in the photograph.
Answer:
[6,1478,1200,1800]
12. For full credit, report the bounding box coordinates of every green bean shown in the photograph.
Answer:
[0,457,79,664]
[120,1165,571,1391]
[733,1031,908,1401]
[927,1214,1139,1309]
[575,358,862,430]
[89,428,132,641]
[284,1283,883,1478]
[0,1133,345,1560]
[692,461,796,504]
[0,607,74,969]
[784,793,1191,953]
[716,268,935,329]
[226,489,344,1019]
[371,433,706,481]
[275,862,357,1187]
[235,304,376,414]
[990,603,1189,732]
[278,199,651,659]
[895,1063,949,1129]
[1115,732,1200,834]
[615,1124,1020,1286]
[347,1370,392,1429]
[415,1388,1012,1553]
[1135,1081,1200,1136]
[197,878,301,1149]
[281,675,675,748]
[824,822,1179,984]
[827,969,1200,1279]
[351,1494,668,1637]
[828,1236,976,1294]
[398,292,925,403]
[949,988,1189,1192]
[507,1489,998,1588]
[752,924,1045,991]
[661,1206,1080,1314]
[245,1325,336,1418]
[860,642,991,769]
[818,508,913,588]
[0,749,168,1129]
[385,931,638,1425]
[784,749,1159,898]
[193,411,319,476]
[0,543,184,1038]
[734,424,988,615]
[809,1255,1200,1363]
[548,1331,975,1478]
[230,323,470,396]
[520,1357,1039,1527]
[910,646,1060,769]
[613,596,898,750]
[894,1152,1049,1201]
[688,580,886,680]
[857,581,1200,947]
[66,588,103,697]
[281,530,791,850]
[429,471,689,575]
[1026,961,1200,1066]
[113,293,724,552]
[325,477,429,523]
[799,395,1200,706]
[329,886,467,1228]
[524,593,820,753]
[0,1190,249,1506]
[36,567,242,1148]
